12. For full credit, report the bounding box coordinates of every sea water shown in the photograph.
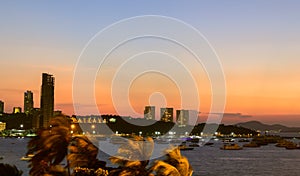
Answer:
[1,138,300,176]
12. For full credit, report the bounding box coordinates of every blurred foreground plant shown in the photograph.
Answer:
[109,136,193,176]
[0,163,23,176]
[27,115,108,176]
[27,116,193,176]
[150,147,193,176]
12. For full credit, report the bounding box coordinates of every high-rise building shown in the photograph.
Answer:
[40,73,55,128]
[144,106,155,120]
[160,107,173,122]
[176,109,189,127]
[13,107,22,114]
[24,90,34,115]
[32,108,40,129]
[0,100,4,114]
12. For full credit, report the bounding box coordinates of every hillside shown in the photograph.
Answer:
[235,121,300,132]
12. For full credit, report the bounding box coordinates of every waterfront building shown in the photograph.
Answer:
[176,109,189,127]
[160,107,173,122]
[54,110,62,116]
[0,100,3,114]
[0,122,6,131]
[13,107,22,114]
[24,90,34,115]
[40,73,55,128]
[144,106,155,120]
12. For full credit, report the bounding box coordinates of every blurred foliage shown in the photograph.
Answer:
[27,116,193,176]
[0,163,23,176]
[108,136,193,176]
[27,115,108,176]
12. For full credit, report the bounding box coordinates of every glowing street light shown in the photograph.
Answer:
[91,125,96,135]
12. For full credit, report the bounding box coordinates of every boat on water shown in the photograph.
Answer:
[243,142,260,148]
[178,142,194,151]
[220,143,243,150]
[285,142,300,150]
[178,145,194,151]
[275,140,296,148]
[222,138,235,143]
[252,135,281,145]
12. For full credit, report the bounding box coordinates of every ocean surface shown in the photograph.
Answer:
[1,137,300,176]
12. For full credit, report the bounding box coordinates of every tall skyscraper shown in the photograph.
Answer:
[32,108,40,129]
[24,90,34,115]
[0,100,4,114]
[144,106,155,120]
[160,107,173,122]
[176,109,189,127]
[40,73,55,128]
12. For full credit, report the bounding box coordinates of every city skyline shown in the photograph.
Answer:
[0,85,300,127]
[1,1,300,126]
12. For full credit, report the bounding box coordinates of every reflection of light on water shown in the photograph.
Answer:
[218,157,257,161]
[279,158,300,161]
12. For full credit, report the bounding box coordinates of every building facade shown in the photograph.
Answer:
[13,107,22,114]
[0,100,3,114]
[144,106,155,120]
[24,90,34,115]
[31,108,40,129]
[40,73,55,128]
[160,107,173,122]
[0,122,6,131]
[176,109,189,127]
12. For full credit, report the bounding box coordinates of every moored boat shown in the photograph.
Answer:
[178,145,194,151]
[243,142,260,148]
[178,142,194,150]
[285,142,300,150]
[220,143,243,150]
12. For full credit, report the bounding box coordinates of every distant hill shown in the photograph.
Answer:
[235,121,300,132]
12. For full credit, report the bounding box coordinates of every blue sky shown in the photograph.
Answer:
[1,1,300,125]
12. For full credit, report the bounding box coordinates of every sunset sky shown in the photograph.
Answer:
[1,1,300,126]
